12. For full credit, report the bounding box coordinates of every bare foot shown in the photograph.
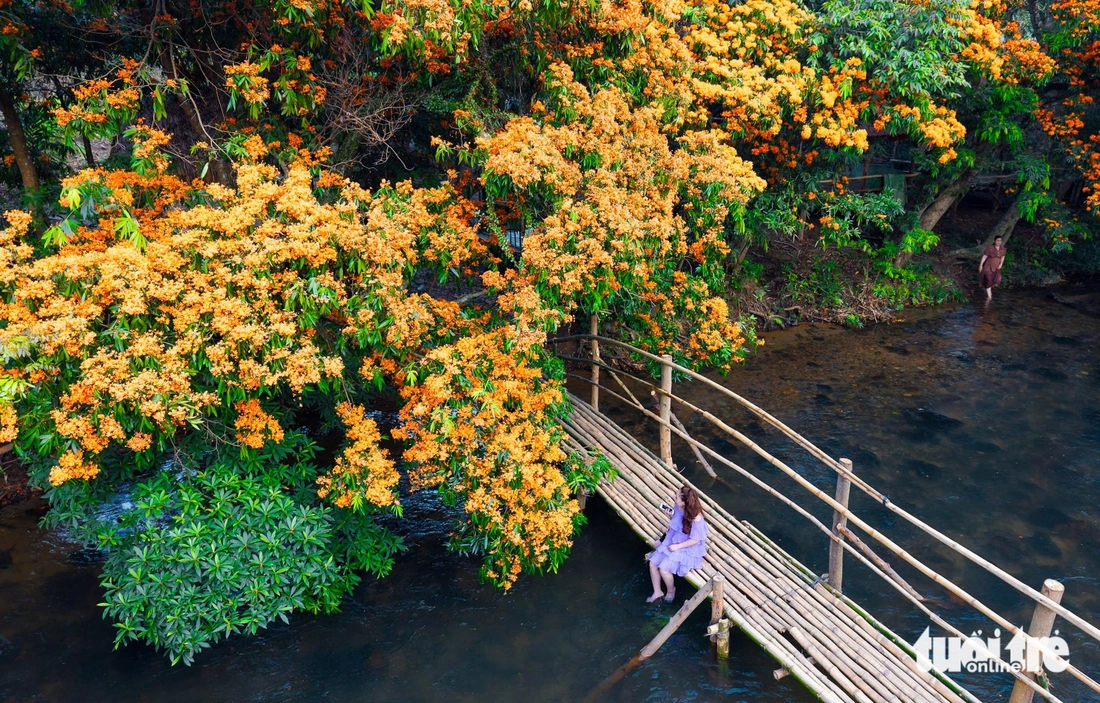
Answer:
[646,592,664,603]
[664,588,676,602]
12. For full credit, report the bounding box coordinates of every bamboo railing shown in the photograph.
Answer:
[554,331,1099,703]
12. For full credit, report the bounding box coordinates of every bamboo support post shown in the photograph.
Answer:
[716,618,730,660]
[710,574,725,643]
[828,459,853,592]
[1009,579,1066,703]
[639,579,715,660]
[659,354,672,469]
[589,315,599,411]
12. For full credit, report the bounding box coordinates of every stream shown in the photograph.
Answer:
[3,286,1100,702]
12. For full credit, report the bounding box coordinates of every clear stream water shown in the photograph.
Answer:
[3,286,1100,702]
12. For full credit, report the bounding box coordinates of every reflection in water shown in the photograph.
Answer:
[3,286,1100,701]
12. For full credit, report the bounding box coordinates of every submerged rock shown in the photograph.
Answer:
[901,459,943,480]
[902,407,963,430]
[1026,507,1073,529]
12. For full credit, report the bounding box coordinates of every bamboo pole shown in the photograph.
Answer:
[836,524,926,602]
[1009,579,1066,703]
[670,406,717,478]
[589,315,599,411]
[640,579,715,659]
[716,618,730,659]
[710,574,725,643]
[659,355,672,469]
[829,459,853,592]
[557,338,1100,646]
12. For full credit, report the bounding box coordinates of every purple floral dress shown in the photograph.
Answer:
[647,505,708,577]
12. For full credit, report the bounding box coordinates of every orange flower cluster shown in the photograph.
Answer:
[225,62,272,104]
[478,64,761,369]
[317,403,400,509]
[234,399,285,449]
[395,329,575,588]
[48,450,100,486]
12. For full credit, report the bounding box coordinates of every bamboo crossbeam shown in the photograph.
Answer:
[555,337,1100,646]
[837,524,926,602]
[670,410,717,477]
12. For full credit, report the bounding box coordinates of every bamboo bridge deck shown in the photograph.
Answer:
[562,395,968,703]
[556,333,1100,703]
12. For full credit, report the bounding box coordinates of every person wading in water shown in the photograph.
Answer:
[979,235,1007,301]
[645,486,708,603]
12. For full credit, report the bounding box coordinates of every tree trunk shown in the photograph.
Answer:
[894,174,971,268]
[82,134,96,167]
[1027,0,1042,35]
[950,196,1022,259]
[919,174,971,231]
[158,43,234,184]
[980,197,1023,249]
[0,86,40,195]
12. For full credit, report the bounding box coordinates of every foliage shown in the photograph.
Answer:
[1,0,1099,665]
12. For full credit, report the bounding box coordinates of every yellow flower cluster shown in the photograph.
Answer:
[225,62,271,104]
[396,329,574,588]
[317,403,400,509]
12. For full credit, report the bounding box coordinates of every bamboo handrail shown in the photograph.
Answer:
[562,375,1097,698]
[554,335,1100,646]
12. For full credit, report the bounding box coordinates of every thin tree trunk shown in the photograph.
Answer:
[980,197,1023,249]
[1027,0,1042,36]
[82,134,96,167]
[0,86,40,195]
[158,43,234,184]
[918,174,971,231]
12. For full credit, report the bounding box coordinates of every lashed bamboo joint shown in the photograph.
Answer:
[556,334,1100,703]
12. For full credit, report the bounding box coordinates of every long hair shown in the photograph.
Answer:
[680,487,703,535]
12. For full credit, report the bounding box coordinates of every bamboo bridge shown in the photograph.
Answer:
[554,332,1100,703]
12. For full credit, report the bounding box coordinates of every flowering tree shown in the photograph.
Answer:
[2,0,1096,664]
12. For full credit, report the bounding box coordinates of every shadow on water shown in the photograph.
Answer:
[4,286,1100,701]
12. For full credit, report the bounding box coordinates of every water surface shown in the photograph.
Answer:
[3,286,1100,701]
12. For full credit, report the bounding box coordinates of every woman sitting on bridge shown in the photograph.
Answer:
[646,486,709,603]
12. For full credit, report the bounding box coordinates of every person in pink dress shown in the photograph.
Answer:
[646,486,709,603]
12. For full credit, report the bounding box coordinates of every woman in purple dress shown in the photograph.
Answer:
[646,486,709,603]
